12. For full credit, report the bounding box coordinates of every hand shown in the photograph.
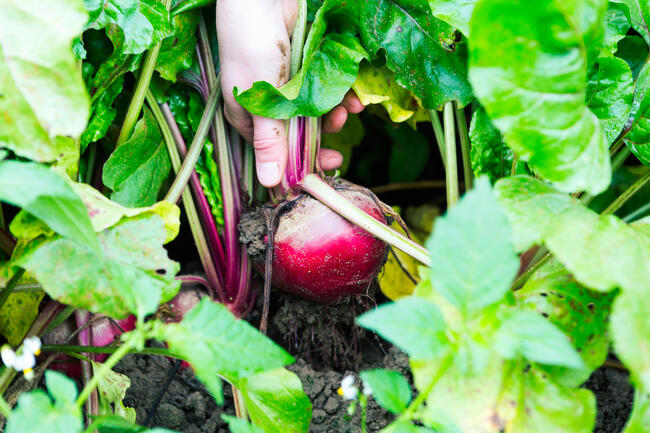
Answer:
[216,0,365,187]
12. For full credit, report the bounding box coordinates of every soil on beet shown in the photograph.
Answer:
[115,289,635,433]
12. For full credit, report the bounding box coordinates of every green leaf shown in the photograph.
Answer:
[0,161,99,251]
[503,366,596,433]
[14,214,180,319]
[516,260,613,386]
[6,372,83,433]
[0,0,90,161]
[616,35,648,79]
[103,108,171,207]
[356,0,473,109]
[586,56,634,142]
[428,0,477,36]
[352,62,428,124]
[91,415,178,433]
[155,298,294,404]
[604,2,631,54]
[494,176,576,252]
[195,141,224,227]
[356,296,447,359]
[381,422,436,433]
[84,0,171,55]
[427,178,519,313]
[360,369,411,414]
[623,388,650,433]
[0,285,44,345]
[469,0,611,194]
[171,0,214,16]
[623,62,650,152]
[82,76,124,151]
[222,415,265,433]
[236,30,368,118]
[610,290,650,390]
[493,310,585,369]
[544,205,650,293]
[236,368,311,433]
[155,10,200,82]
[611,0,650,44]
[92,361,136,422]
[469,107,513,183]
[387,124,430,183]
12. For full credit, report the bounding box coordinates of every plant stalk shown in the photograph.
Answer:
[165,84,220,204]
[429,110,446,168]
[602,167,650,215]
[443,102,459,206]
[290,0,308,77]
[299,175,431,265]
[455,102,472,190]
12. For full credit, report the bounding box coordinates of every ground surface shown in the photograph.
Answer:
[114,291,634,433]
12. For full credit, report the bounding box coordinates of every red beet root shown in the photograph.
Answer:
[271,187,388,302]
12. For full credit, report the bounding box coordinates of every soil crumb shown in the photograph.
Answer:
[585,367,634,433]
[238,208,267,262]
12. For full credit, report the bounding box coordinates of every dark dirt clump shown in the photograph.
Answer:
[585,366,634,432]
[238,208,267,263]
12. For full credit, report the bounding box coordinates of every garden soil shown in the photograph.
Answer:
[114,290,635,433]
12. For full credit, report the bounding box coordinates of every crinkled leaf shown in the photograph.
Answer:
[195,141,224,227]
[222,415,265,433]
[493,310,585,369]
[357,296,447,359]
[610,290,650,390]
[360,369,411,414]
[156,10,200,82]
[469,107,513,183]
[72,183,179,243]
[0,0,89,161]
[156,298,294,404]
[14,214,180,319]
[469,0,611,194]
[611,0,650,44]
[428,0,477,36]
[623,388,650,433]
[6,372,83,433]
[604,2,631,54]
[92,361,136,422]
[494,176,576,252]
[103,108,171,207]
[427,178,519,313]
[236,368,311,433]
[352,62,428,123]
[84,0,171,55]
[388,124,429,183]
[516,260,613,387]
[355,0,473,109]
[0,161,99,251]
[586,56,634,142]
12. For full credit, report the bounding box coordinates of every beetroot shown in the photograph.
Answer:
[269,184,388,303]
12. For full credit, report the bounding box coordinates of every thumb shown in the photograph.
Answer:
[252,115,287,187]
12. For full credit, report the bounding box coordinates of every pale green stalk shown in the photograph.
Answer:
[444,102,459,206]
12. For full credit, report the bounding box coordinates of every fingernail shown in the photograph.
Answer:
[257,162,281,186]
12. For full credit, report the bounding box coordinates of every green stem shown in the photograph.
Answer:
[444,102,459,206]
[42,344,179,358]
[401,354,451,421]
[299,174,431,266]
[511,154,519,177]
[147,90,223,298]
[164,83,220,203]
[75,339,135,409]
[429,110,446,168]
[455,102,472,190]
[115,0,171,147]
[290,0,308,78]
[0,270,24,314]
[602,167,650,215]
[0,393,10,419]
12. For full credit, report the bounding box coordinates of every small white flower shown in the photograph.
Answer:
[23,336,41,356]
[0,337,41,380]
[337,374,358,400]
